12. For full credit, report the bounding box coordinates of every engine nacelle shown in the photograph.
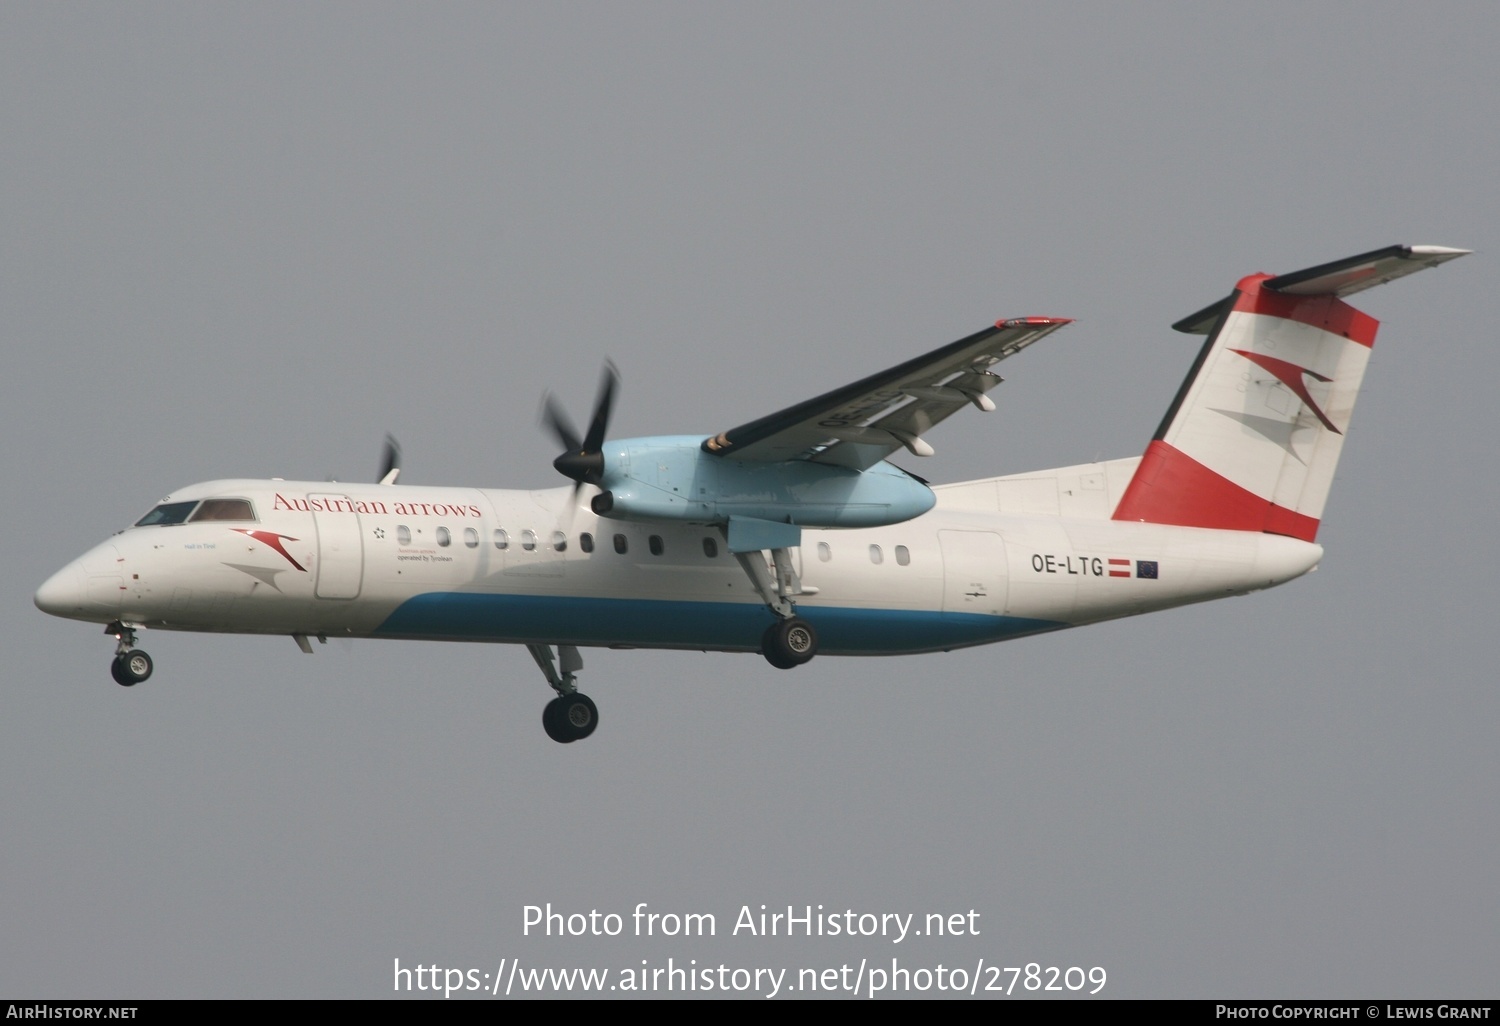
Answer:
[589,436,934,528]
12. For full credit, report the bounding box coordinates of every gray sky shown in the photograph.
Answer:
[4,2,1496,999]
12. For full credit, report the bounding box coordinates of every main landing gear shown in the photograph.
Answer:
[106,621,153,687]
[732,546,820,670]
[527,643,598,744]
[762,617,817,670]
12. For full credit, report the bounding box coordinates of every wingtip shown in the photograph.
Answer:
[997,316,1073,329]
[1407,245,1472,258]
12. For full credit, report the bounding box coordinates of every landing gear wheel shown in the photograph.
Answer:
[761,617,817,670]
[761,628,799,670]
[543,692,599,743]
[111,650,153,687]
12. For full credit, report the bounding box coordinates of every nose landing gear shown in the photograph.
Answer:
[105,622,153,687]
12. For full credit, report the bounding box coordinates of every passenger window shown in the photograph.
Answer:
[817,541,832,562]
[580,533,594,553]
[436,527,451,547]
[188,498,255,522]
[134,500,198,527]
[648,535,664,556]
[613,534,628,554]
[521,530,537,552]
[397,525,411,545]
[552,531,567,552]
[895,545,911,566]
[869,544,884,565]
[702,537,718,558]
[464,527,478,549]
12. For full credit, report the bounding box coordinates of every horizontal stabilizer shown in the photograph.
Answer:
[1173,244,1470,333]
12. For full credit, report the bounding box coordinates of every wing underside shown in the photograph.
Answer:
[702,317,1071,470]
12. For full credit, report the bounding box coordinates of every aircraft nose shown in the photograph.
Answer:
[35,560,89,617]
[35,547,123,622]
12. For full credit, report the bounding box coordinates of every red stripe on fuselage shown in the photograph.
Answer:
[1111,440,1320,542]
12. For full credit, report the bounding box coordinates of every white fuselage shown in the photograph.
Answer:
[37,474,1323,657]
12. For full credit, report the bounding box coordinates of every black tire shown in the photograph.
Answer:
[761,623,799,669]
[762,617,817,669]
[542,697,572,743]
[543,693,598,743]
[110,657,136,687]
[112,650,153,687]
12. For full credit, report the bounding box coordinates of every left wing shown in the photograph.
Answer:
[701,317,1071,469]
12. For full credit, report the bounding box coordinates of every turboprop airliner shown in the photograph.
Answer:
[35,244,1468,742]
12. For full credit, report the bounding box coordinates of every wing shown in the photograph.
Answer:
[701,317,1071,469]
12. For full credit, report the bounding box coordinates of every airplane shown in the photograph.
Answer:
[35,244,1468,742]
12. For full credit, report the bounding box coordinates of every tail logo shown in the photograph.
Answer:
[1229,349,1341,434]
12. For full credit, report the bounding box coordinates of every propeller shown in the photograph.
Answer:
[378,435,402,485]
[543,362,618,496]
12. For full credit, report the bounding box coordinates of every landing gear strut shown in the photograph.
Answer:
[733,546,821,670]
[527,643,598,743]
[106,621,152,687]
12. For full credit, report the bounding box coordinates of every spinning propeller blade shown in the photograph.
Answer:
[544,362,618,491]
[542,396,582,455]
[378,435,402,485]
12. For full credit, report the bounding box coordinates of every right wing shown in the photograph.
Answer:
[701,317,1072,470]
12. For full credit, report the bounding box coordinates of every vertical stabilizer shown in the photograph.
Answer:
[1112,245,1468,541]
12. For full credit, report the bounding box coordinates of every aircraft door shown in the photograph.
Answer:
[308,493,364,599]
[937,530,1007,617]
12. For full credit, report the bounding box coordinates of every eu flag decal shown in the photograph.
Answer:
[1136,560,1159,579]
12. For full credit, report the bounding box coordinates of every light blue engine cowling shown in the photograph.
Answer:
[589,436,935,528]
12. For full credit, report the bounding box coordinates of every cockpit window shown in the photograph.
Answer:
[134,500,198,527]
[188,498,256,522]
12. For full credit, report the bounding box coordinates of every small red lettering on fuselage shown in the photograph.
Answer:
[391,501,483,518]
[272,493,478,517]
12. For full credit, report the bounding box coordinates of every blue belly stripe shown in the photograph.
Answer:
[373,592,1066,654]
